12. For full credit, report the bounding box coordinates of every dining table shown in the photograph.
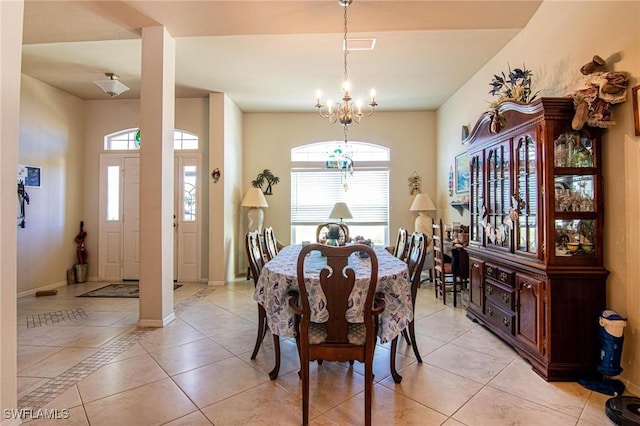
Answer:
[254,243,413,378]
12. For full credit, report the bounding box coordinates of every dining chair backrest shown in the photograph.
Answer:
[315,222,350,246]
[433,218,456,305]
[388,231,428,383]
[263,226,279,261]
[406,232,427,304]
[291,243,382,425]
[392,227,409,260]
[245,231,264,286]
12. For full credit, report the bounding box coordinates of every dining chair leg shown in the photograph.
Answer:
[453,277,458,308]
[268,334,280,380]
[251,305,267,360]
[364,357,373,426]
[301,354,310,425]
[407,321,422,363]
[390,336,403,383]
[402,329,411,346]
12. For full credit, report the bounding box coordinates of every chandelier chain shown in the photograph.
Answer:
[343,4,349,83]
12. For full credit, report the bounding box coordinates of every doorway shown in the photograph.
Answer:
[98,153,201,282]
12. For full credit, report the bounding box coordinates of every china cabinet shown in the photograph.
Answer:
[464,98,608,381]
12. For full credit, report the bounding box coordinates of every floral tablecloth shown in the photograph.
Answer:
[254,244,412,344]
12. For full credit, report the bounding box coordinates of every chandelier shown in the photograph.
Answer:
[315,0,377,132]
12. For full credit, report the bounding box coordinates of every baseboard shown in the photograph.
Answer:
[622,376,640,396]
[137,313,175,328]
[208,280,225,286]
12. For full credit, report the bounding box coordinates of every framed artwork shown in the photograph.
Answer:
[17,165,41,188]
[454,152,470,194]
[633,85,640,137]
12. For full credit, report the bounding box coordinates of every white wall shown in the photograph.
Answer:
[241,111,435,275]
[17,75,85,295]
[437,1,640,391]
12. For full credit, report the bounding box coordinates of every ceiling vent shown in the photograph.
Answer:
[344,38,376,51]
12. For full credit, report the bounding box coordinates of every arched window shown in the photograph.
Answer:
[291,141,390,245]
[104,129,198,151]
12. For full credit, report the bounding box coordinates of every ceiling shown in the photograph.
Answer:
[21,0,542,112]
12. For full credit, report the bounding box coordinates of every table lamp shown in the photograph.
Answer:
[241,188,269,232]
[409,193,436,235]
[327,202,352,246]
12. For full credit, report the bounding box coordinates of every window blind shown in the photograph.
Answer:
[291,169,389,225]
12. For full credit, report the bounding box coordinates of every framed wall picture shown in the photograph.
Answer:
[633,85,640,136]
[17,165,42,188]
[454,152,470,194]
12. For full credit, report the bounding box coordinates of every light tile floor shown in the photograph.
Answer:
[15,279,619,425]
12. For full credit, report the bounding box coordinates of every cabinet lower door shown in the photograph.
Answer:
[516,274,545,354]
[469,257,484,311]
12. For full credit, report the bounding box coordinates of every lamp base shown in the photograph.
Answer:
[247,207,264,233]
[415,212,433,238]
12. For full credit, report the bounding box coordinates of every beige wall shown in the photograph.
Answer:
[437,1,640,391]
[241,111,436,275]
[17,75,85,295]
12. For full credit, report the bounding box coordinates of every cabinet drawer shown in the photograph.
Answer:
[484,301,515,335]
[496,268,514,287]
[485,280,515,311]
[484,263,498,280]
[484,263,514,287]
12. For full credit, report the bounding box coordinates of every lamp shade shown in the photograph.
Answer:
[94,78,129,98]
[409,193,436,212]
[240,188,269,208]
[329,202,353,220]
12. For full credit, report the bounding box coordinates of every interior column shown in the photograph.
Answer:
[138,26,176,327]
[1,0,24,417]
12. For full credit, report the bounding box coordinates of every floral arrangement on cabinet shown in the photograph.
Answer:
[487,64,539,132]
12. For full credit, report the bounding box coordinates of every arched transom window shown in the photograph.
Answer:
[104,129,198,151]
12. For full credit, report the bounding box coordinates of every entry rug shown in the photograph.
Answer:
[78,283,182,298]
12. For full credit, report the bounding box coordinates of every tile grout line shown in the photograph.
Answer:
[18,286,216,411]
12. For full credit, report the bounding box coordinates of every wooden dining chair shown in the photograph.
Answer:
[245,231,281,379]
[433,219,456,306]
[262,226,279,261]
[389,232,427,383]
[391,227,409,260]
[288,244,385,426]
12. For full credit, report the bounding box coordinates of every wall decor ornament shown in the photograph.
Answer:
[408,171,422,195]
[251,169,280,195]
[448,166,454,197]
[211,168,221,183]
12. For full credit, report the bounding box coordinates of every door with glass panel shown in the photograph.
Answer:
[99,153,201,282]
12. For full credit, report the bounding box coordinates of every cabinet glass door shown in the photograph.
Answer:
[553,130,598,260]
[485,142,511,251]
[514,134,538,256]
[469,153,483,245]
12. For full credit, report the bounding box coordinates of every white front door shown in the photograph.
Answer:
[123,157,141,280]
[99,153,201,282]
